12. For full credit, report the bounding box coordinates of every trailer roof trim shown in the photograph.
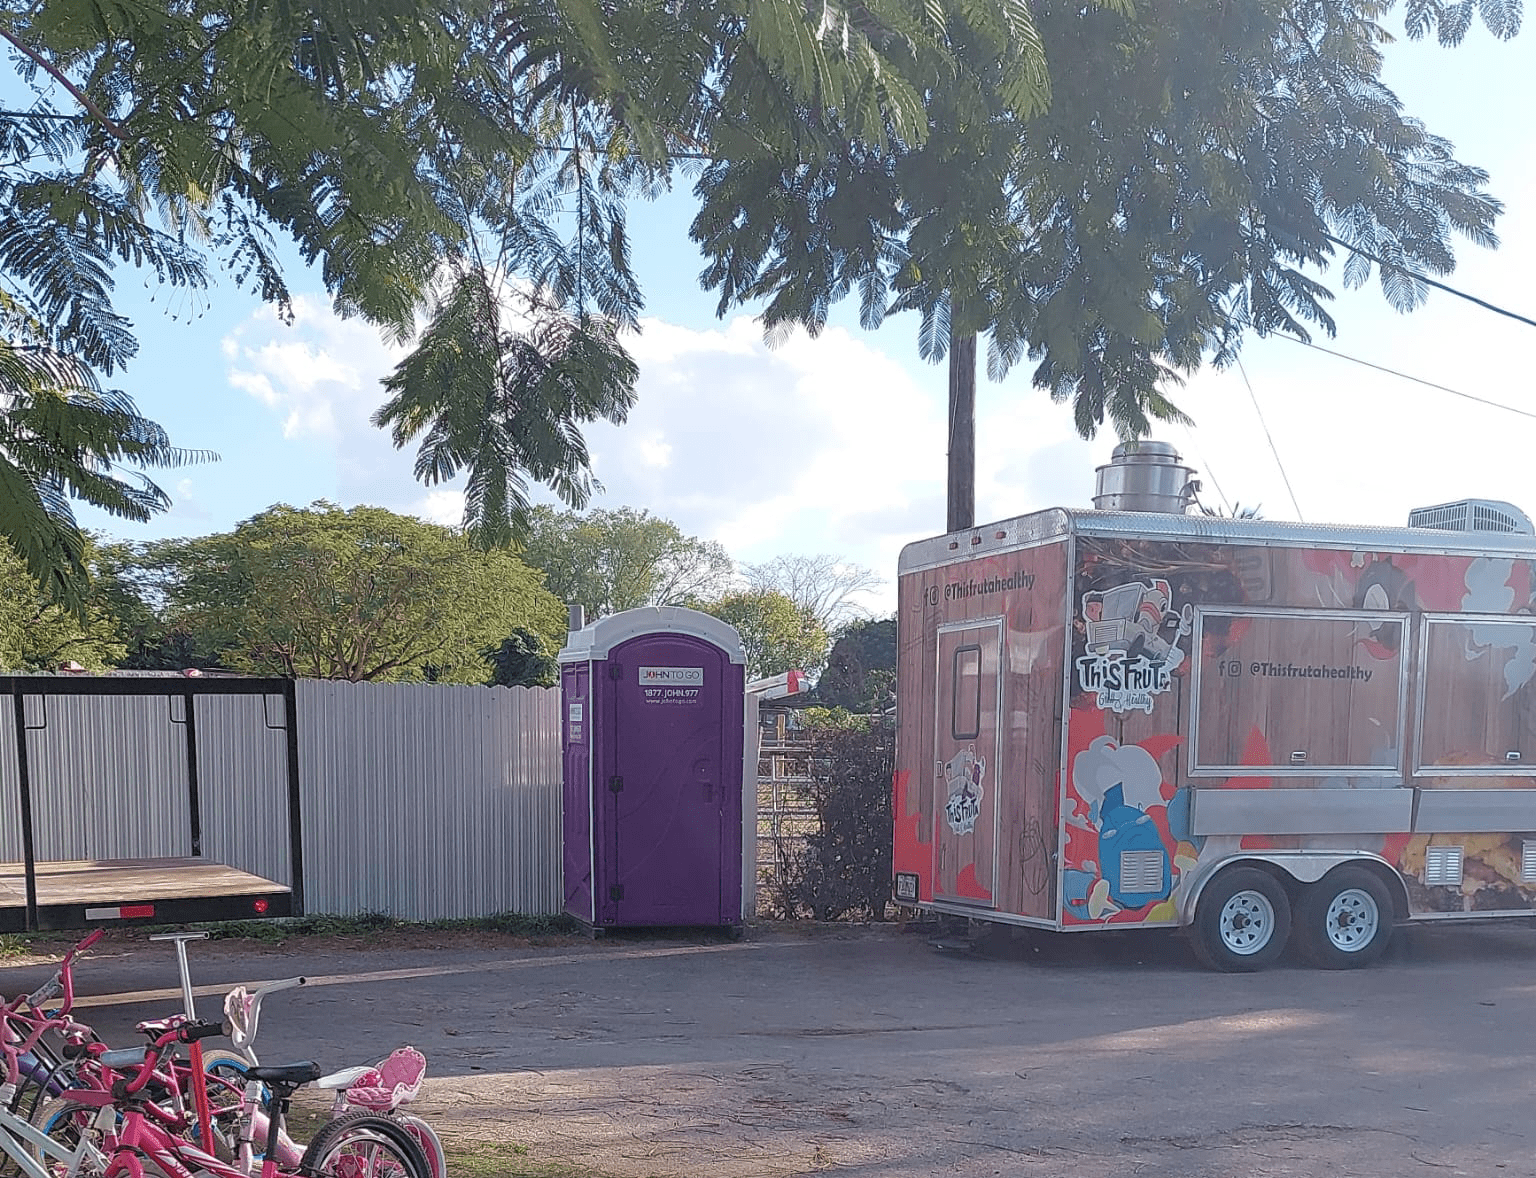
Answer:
[898,507,1536,575]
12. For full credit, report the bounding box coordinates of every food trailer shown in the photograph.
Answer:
[894,441,1536,969]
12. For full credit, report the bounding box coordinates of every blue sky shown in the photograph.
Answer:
[58,18,1536,616]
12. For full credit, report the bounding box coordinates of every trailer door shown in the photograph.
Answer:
[934,619,1003,906]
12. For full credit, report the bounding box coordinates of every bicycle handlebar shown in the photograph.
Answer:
[23,928,105,1012]
[119,1019,226,1095]
[226,975,305,1061]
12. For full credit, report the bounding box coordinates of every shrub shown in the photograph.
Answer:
[787,713,894,920]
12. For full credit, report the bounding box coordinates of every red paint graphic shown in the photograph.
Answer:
[955,863,992,901]
[891,770,924,883]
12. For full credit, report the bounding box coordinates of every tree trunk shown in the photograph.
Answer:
[946,328,977,533]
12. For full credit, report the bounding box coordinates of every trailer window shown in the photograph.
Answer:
[1191,608,1405,777]
[952,644,982,741]
[1417,617,1536,780]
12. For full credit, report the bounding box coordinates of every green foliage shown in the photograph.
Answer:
[782,719,895,921]
[815,618,897,713]
[518,505,735,619]
[486,627,560,688]
[691,0,1515,441]
[700,590,829,680]
[0,1,1062,600]
[373,274,640,550]
[0,345,215,611]
[0,540,123,670]
[123,502,566,682]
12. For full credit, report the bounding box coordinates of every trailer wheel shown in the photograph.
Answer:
[1295,866,1394,969]
[1190,867,1291,972]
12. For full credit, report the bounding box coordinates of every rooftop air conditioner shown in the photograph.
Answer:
[1407,499,1535,536]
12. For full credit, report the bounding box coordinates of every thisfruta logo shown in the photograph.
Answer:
[1076,649,1173,714]
[1075,578,1190,714]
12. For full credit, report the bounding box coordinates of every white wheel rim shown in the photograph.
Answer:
[1219,889,1276,956]
[1323,887,1379,952]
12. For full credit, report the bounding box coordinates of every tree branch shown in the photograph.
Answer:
[0,30,128,140]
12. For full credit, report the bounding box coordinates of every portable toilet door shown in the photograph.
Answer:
[560,607,747,928]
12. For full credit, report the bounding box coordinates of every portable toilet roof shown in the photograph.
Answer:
[558,606,747,664]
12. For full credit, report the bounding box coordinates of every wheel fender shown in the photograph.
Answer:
[1178,852,1406,927]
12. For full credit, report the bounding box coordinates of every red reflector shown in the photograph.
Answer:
[253,898,269,914]
[119,905,155,919]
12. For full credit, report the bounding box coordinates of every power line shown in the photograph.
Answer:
[1235,356,1304,522]
[1177,421,1233,514]
[1273,333,1536,422]
[1320,231,1536,332]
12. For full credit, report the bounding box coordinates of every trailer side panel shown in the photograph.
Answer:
[896,540,1068,921]
[1062,532,1536,926]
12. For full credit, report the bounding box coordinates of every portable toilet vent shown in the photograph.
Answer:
[1092,440,1201,513]
[1407,499,1535,536]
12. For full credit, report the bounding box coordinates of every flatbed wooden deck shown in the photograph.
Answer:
[0,857,292,930]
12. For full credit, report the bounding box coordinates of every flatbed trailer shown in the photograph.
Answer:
[894,445,1536,969]
[0,675,302,931]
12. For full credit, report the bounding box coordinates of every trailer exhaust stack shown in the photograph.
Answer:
[1092,440,1200,513]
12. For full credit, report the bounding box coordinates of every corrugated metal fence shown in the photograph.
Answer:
[298,681,561,920]
[0,681,563,920]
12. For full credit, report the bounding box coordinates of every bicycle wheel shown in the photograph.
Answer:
[22,1096,107,1176]
[199,1048,257,1112]
[298,1112,431,1178]
[392,1114,445,1178]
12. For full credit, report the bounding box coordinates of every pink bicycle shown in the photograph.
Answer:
[202,981,446,1178]
[39,1017,431,1178]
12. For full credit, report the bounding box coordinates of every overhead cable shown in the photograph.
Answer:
[1235,356,1305,522]
[1273,334,1536,422]
[1319,231,1536,332]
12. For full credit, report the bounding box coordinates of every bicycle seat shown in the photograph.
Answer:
[136,1017,184,1037]
[97,1046,149,1069]
[315,1065,372,1090]
[246,1061,322,1085]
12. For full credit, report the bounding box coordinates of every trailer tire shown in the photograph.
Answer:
[1190,867,1291,972]
[1295,866,1394,969]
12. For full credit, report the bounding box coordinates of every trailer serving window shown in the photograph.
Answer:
[1190,607,1407,778]
[1415,615,1536,780]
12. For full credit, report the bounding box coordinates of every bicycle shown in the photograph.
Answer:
[34,1017,431,1178]
[5,932,245,1166]
[202,982,445,1178]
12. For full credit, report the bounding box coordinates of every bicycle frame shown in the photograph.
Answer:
[108,1106,263,1178]
[0,1090,112,1178]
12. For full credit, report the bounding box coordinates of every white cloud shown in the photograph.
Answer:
[219,244,1536,621]
[221,295,433,514]
[582,317,953,602]
[414,489,467,527]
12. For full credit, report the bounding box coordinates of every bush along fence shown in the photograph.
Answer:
[756,709,894,921]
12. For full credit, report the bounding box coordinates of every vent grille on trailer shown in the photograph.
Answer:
[1423,845,1464,887]
[1407,499,1535,535]
[1119,851,1166,893]
[1523,842,1536,884]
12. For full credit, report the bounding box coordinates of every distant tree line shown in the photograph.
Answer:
[0,501,897,690]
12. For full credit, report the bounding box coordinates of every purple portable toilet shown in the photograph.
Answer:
[559,606,747,930]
